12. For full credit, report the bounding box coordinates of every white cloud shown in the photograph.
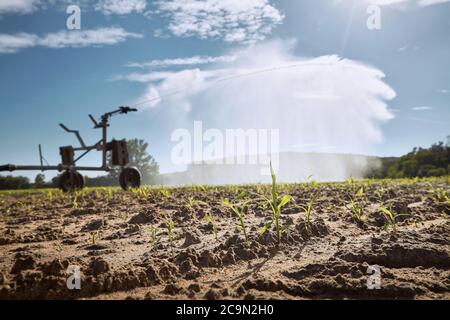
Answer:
[340,0,450,6]
[417,0,450,6]
[0,0,149,15]
[116,40,395,157]
[126,55,236,68]
[154,0,284,43]
[0,27,142,53]
[364,0,409,5]
[110,71,177,82]
[95,0,147,15]
[412,106,433,110]
[0,33,38,53]
[0,0,40,14]
[437,89,448,93]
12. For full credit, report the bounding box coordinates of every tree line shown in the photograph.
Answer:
[367,140,449,179]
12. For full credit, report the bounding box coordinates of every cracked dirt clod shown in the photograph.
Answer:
[88,257,110,276]
[11,256,36,274]
[182,231,201,247]
[81,219,105,232]
[128,210,156,225]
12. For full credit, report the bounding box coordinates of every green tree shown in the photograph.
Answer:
[0,175,31,190]
[370,138,449,179]
[34,173,46,187]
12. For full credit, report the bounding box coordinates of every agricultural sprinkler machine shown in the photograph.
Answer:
[0,106,142,192]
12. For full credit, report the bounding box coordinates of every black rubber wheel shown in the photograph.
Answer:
[59,171,84,192]
[119,167,141,190]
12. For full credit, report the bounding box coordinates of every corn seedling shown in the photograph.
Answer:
[236,191,249,200]
[308,180,318,189]
[346,176,354,185]
[103,188,114,202]
[72,194,79,209]
[431,188,449,206]
[130,186,150,200]
[379,206,408,232]
[148,225,161,248]
[160,188,170,198]
[165,217,176,252]
[349,198,365,223]
[259,162,292,244]
[185,197,197,210]
[303,175,318,189]
[89,230,103,245]
[298,196,315,232]
[355,186,365,198]
[203,212,218,240]
[375,186,385,201]
[222,199,249,243]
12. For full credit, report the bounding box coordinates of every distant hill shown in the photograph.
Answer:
[157,152,382,185]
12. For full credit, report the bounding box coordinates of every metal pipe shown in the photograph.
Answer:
[102,125,107,167]
[0,164,111,172]
[74,148,92,163]
[1,165,60,172]
[38,145,43,169]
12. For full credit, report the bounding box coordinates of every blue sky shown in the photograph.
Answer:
[0,0,449,179]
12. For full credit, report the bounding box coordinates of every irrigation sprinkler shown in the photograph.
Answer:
[0,106,142,192]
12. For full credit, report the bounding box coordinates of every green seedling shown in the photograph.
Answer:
[203,212,218,240]
[375,186,385,201]
[103,188,114,202]
[148,225,161,248]
[89,230,103,245]
[349,198,365,223]
[136,186,151,200]
[72,194,79,209]
[298,196,315,232]
[160,188,170,198]
[185,197,207,211]
[236,191,249,200]
[346,176,355,187]
[165,217,176,252]
[431,188,449,205]
[259,162,292,244]
[222,199,249,243]
[185,197,197,210]
[355,186,365,198]
[379,206,408,232]
[15,200,31,213]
